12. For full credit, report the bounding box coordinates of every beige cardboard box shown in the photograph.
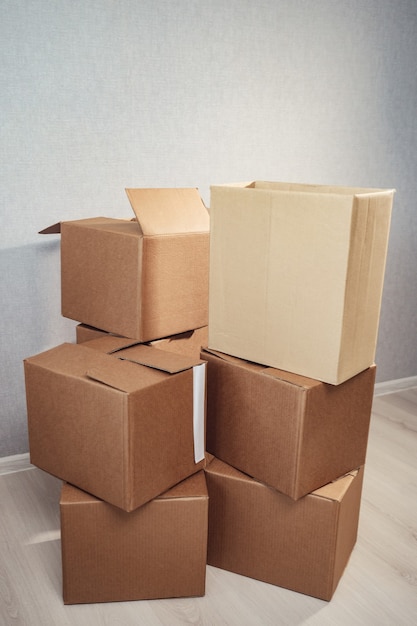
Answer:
[205,456,364,601]
[209,181,394,384]
[76,323,208,361]
[24,337,206,511]
[42,188,209,341]
[203,346,375,500]
[60,471,208,604]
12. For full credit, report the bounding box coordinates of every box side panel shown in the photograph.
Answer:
[208,185,271,358]
[338,192,394,382]
[61,482,208,604]
[209,186,353,383]
[129,369,205,510]
[205,458,339,600]
[25,361,127,508]
[331,466,364,595]
[264,191,352,383]
[141,233,209,341]
[295,365,375,498]
[61,221,140,338]
[205,351,302,498]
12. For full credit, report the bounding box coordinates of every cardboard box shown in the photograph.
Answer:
[60,471,208,604]
[24,337,207,511]
[205,456,364,601]
[203,347,375,499]
[76,323,208,361]
[209,181,394,384]
[42,188,209,341]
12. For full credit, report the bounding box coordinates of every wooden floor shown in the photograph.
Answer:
[1,385,417,625]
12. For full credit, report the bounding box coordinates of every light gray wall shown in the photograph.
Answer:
[1,0,416,457]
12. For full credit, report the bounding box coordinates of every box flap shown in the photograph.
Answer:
[312,468,360,502]
[158,470,208,500]
[86,358,150,393]
[83,336,142,354]
[118,343,203,374]
[39,222,61,234]
[125,188,209,235]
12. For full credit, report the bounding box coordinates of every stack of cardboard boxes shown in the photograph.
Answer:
[204,181,394,600]
[24,188,211,604]
[23,181,394,604]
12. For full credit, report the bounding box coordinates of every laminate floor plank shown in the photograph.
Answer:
[1,387,416,625]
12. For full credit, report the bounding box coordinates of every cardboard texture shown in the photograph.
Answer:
[205,456,364,601]
[209,181,394,384]
[45,188,209,341]
[24,337,207,511]
[76,323,208,361]
[203,347,375,500]
[60,471,208,604]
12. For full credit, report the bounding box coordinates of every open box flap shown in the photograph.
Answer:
[39,222,61,234]
[86,358,149,393]
[311,468,361,502]
[125,188,209,235]
[118,343,204,374]
[82,336,142,355]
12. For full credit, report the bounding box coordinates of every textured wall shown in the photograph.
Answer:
[1,0,416,456]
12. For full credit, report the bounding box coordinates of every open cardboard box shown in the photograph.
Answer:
[203,346,375,500]
[24,336,206,511]
[205,455,364,601]
[60,471,208,604]
[208,181,394,384]
[41,188,209,342]
[76,323,208,361]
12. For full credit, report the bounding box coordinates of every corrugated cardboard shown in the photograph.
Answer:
[76,323,208,361]
[203,346,375,499]
[42,188,209,341]
[205,456,364,601]
[60,471,208,604]
[24,337,207,511]
[209,181,394,384]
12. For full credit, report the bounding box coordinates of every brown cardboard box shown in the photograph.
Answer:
[60,471,208,604]
[205,456,364,601]
[42,188,209,341]
[203,347,375,500]
[76,323,208,361]
[209,181,394,384]
[24,337,206,511]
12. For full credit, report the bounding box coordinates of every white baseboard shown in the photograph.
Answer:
[1,375,416,476]
[374,375,417,396]
[0,452,32,476]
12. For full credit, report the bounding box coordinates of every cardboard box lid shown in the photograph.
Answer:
[125,188,209,236]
